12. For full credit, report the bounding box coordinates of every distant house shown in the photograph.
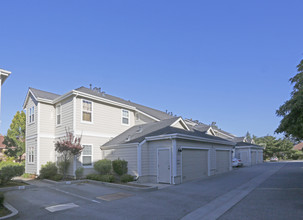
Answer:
[293,143,303,151]
[0,135,6,153]
[0,69,11,126]
[23,86,235,184]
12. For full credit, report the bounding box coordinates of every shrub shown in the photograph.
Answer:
[58,160,70,177]
[51,174,63,181]
[0,163,24,185]
[112,158,128,176]
[39,162,58,179]
[0,192,4,205]
[75,167,84,179]
[94,159,112,175]
[86,174,115,182]
[120,174,134,183]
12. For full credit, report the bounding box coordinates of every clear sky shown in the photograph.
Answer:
[0,0,302,138]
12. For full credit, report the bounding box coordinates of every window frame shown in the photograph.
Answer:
[81,144,93,168]
[28,106,35,124]
[56,104,62,126]
[121,109,130,126]
[28,146,34,164]
[81,99,93,124]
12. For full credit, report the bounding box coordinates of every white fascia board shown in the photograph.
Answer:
[0,69,11,84]
[100,143,139,150]
[145,133,236,146]
[52,91,74,104]
[136,109,160,122]
[236,145,263,150]
[170,117,190,131]
[22,89,38,109]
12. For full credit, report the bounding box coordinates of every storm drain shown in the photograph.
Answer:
[45,203,79,212]
[97,192,133,201]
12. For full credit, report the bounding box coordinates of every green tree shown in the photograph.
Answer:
[276,59,303,140]
[2,111,26,162]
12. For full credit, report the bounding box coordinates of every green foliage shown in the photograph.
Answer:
[58,160,70,177]
[51,174,63,181]
[112,158,128,176]
[39,162,58,179]
[255,136,294,160]
[0,162,24,185]
[22,173,33,178]
[86,174,114,182]
[75,167,84,179]
[2,111,26,161]
[276,59,303,140]
[94,159,112,175]
[0,192,4,205]
[120,174,134,183]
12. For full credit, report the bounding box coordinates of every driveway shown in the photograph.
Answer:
[5,162,289,219]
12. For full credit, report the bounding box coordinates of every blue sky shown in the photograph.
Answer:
[0,0,302,137]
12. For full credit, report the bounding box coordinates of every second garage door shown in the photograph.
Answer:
[216,150,230,174]
[182,149,208,182]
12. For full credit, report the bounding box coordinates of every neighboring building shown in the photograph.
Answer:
[0,69,11,128]
[234,142,263,166]
[293,143,303,151]
[23,86,235,184]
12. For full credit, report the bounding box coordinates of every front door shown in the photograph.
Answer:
[158,149,170,183]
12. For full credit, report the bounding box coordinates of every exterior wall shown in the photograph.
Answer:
[55,97,74,136]
[235,147,264,166]
[25,138,37,174]
[135,113,156,125]
[39,137,56,166]
[40,103,55,135]
[102,145,138,176]
[75,97,135,138]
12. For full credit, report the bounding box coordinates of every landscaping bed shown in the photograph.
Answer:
[0,205,11,217]
[0,181,28,188]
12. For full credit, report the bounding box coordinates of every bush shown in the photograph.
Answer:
[0,163,24,185]
[112,159,128,176]
[58,160,70,176]
[39,162,58,179]
[120,174,134,183]
[50,174,63,181]
[94,159,112,175]
[75,167,84,179]
[0,192,4,205]
[86,174,114,183]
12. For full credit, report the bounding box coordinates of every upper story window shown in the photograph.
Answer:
[56,104,61,126]
[122,109,129,125]
[82,100,93,123]
[29,106,35,124]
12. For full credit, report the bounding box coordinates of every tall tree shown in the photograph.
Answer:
[2,111,26,162]
[276,59,303,140]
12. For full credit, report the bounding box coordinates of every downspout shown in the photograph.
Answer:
[172,138,177,185]
[137,140,146,179]
[73,93,78,177]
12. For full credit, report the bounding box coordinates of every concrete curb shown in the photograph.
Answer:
[0,202,18,219]
[42,179,158,192]
[0,184,36,192]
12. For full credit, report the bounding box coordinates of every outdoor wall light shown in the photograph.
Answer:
[178,148,182,152]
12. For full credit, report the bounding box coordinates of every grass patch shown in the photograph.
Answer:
[0,181,28,188]
[0,205,11,217]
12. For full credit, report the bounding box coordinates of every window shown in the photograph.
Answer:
[28,146,34,163]
[56,104,61,126]
[82,100,92,122]
[29,106,35,123]
[82,145,92,167]
[122,109,129,125]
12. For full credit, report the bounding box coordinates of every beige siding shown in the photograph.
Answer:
[39,138,56,169]
[56,97,74,136]
[141,142,149,176]
[135,113,157,125]
[26,94,38,137]
[25,138,37,174]
[103,145,138,176]
[40,103,55,135]
[75,98,135,137]
[171,121,185,130]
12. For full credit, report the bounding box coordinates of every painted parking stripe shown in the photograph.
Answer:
[45,203,79,213]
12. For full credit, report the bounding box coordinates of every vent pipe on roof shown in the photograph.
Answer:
[89,84,92,89]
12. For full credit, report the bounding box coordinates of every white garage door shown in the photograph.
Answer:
[216,150,230,174]
[182,149,208,182]
[251,151,257,165]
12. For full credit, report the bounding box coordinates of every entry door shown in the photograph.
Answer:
[158,149,170,183]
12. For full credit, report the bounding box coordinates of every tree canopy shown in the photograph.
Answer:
[276,59,303,140]
[2,111,26,161]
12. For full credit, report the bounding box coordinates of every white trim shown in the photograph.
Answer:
[37,103,40,175]
[170,118,190,131]
[101,143,139,150]
[55,103,62,127]
[73,96,77,132]
[121,109,130,126]
[172,139,177,184]
[137,140,146,177]
[157,148,171,184]
[75,131,115,139]
[81,99,93,124]
[81,144,93,168]
[135,109,160,122]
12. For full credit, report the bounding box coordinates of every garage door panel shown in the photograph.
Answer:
[216,150,230,174]
[182,149,208,182]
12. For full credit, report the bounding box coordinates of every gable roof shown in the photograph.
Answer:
[293,142,303,151]
[75,87,172,121]
[103,117,234,146]
[30,87,60,101]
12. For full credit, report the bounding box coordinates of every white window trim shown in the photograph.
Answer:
[28,106,35,124]
[56,104,62,127]
[81,144,93,168]
[28,146,35,164]
[81,99,93,124]
[121,109,130,126]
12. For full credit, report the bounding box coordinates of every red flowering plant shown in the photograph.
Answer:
[55,130,82,179]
